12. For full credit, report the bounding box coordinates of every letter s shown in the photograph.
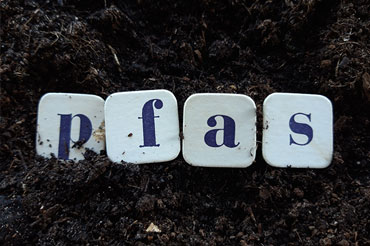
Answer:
[289,113,313,146]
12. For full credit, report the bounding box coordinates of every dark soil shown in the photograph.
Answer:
[1,0,370,245]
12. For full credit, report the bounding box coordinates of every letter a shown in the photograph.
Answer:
[139,99,163,147]
[289,112,313,146]
[58,114,93,160]
[204,115,240,148]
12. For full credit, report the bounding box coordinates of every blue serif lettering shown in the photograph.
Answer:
[204,115,240,148]
[58,114,92,160]
[139,99,163,147]
[289,112,313,146]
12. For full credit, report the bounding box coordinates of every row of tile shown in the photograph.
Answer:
[36,90,333,168]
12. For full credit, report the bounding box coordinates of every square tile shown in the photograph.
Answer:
[262,93,333,168]
[182,93,257,168]
[36,93,105,161]
[105,90,180,164]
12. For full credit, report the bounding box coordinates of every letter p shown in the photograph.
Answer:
[58,114,92,160]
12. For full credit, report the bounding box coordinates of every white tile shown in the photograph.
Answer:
[262,93,333,168]
[105,90,180,164]
[36,93,105,161]
[182,93,257,168]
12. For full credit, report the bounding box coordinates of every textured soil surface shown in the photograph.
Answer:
[1,0,370,245]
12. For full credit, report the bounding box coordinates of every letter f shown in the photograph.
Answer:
[139,99,163,147]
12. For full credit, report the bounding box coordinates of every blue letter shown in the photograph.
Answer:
[139,99,163,147]
[204,115,240,148]
[58,114,92,160]
[289,112,313,146]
